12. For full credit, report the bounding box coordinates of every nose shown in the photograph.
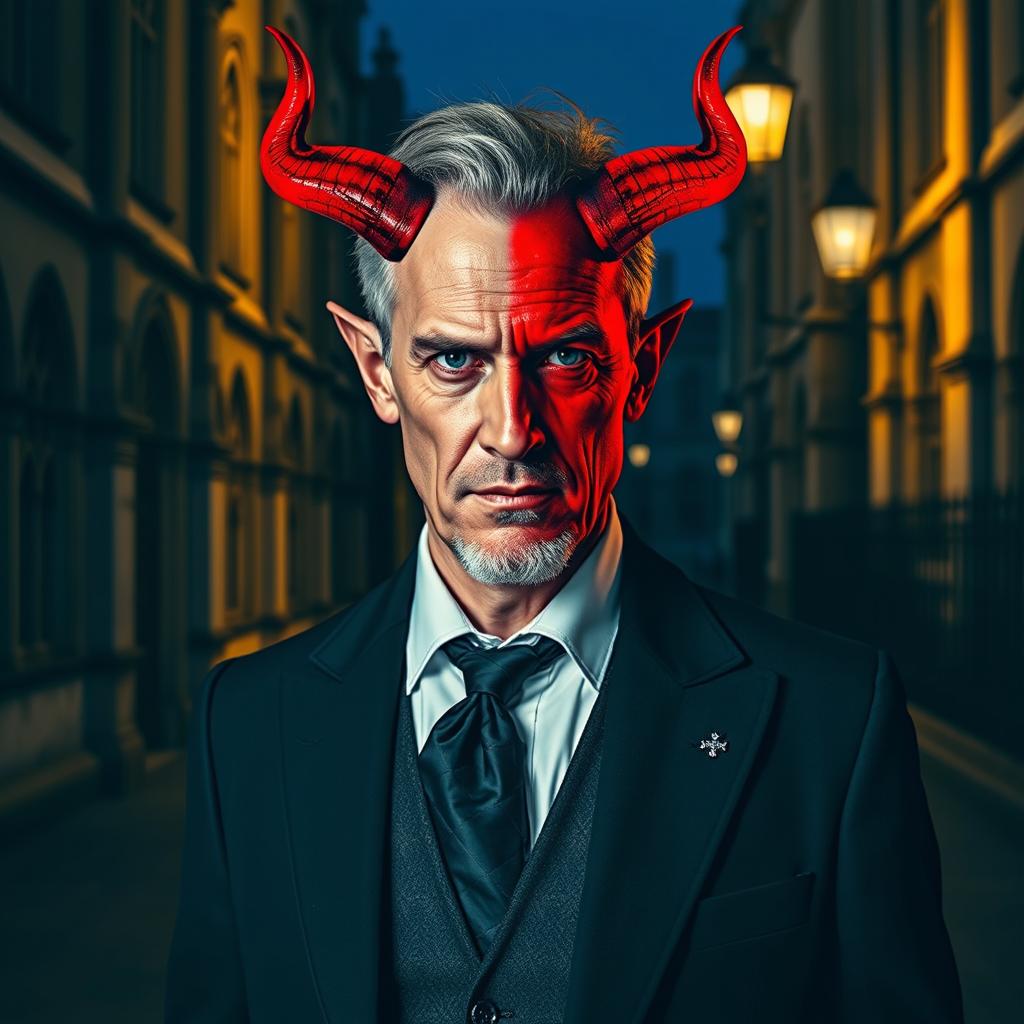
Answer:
[476,360,546,461]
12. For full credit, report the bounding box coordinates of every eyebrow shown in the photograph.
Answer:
[410,321,605,357]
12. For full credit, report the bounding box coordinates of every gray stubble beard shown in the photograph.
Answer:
[446,507,577,586]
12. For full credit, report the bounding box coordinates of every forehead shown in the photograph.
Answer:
[393,190,626,335]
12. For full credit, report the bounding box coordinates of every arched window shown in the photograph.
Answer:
[917,299,942,500]
[225,369,251,617]
[130,0,164,198]
[219,56,244,279]
[18,269,76,655]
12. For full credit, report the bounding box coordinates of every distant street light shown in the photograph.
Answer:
[811,168,878,279]
[627,443,651,468]
[715,452,739,477]
[712,399,743,444]
[724,46,796,164]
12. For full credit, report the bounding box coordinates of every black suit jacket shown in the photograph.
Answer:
[165,514,964,1023]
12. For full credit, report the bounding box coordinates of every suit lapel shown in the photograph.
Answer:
[280,548,417,1023]
[280,516,777,1024]
[564,517,779,1024]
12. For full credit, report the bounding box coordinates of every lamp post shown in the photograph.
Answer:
[811,168,878,279]
[724,45,796,166]
[712,394,743,479]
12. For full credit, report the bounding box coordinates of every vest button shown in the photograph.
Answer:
[468,998,501,1024]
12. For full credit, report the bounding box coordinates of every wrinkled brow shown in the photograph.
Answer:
[410,320,605,357]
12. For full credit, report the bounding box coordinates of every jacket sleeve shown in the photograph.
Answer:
[165,658,248,1023]
[834,648,964,1022]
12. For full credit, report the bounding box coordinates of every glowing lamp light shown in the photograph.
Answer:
[724,46,796,164]
[712,407,743,445]
[628,443,651,468]
[811,169,878,279]
[715,452,739,477]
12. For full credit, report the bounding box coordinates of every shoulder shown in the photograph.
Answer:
[696,582,877,681]
[198,565,405,723]
[692,580,883,727]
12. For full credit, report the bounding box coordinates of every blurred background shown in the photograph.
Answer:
[0,0,1021,1021]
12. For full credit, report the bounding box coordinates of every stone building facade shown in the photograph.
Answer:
[722,0,1024,757]
[0,0,415,826]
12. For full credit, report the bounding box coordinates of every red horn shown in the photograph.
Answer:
[260,25,434,261]
[575,26,747,257]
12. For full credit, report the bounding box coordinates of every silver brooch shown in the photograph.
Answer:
[695,731,729,758]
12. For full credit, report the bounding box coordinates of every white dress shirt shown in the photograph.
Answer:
[404,497,623,849]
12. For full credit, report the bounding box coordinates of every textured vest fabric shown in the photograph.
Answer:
[382,674,609,1024]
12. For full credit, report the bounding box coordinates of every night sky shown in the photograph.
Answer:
[361,0,747,309]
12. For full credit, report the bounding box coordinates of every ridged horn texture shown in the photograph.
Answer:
[260,25,435,261]
[575,25,748,257]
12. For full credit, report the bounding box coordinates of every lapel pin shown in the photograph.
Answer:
[694,731,729,758]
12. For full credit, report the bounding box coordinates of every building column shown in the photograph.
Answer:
[82,431,146,794]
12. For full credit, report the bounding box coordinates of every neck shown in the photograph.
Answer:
[426,501,612,640]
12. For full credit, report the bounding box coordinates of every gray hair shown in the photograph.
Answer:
[353,97,656,366]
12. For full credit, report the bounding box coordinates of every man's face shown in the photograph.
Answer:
[382,189,639,583]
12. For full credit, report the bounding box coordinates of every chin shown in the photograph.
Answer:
[446,524,578,587]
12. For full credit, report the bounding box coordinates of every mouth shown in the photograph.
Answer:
[471,487,558,509]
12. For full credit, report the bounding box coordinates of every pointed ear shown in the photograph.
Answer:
[326,300,399,425]
[625,297,693,422]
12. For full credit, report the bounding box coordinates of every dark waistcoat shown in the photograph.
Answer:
[381,677,609,1024]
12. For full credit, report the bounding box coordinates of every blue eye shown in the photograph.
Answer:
[437,351,471,370]
[548,348,587,367]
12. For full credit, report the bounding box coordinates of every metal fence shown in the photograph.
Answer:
[791,491,1024,760]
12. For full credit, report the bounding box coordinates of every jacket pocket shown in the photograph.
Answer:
[686,871,816,952]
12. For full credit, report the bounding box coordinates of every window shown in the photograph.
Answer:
[281,201,303,328]
[916,0,945,180]
[226,491,242,611]
[224,370,251,617]
[0,0,61,132]
[130,0,164,199]
[1016,2,1024,95]
[219,58,244,278]
[18,270,76,655]
[917,300,942,500]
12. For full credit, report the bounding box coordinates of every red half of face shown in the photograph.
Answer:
[469,194,633,542]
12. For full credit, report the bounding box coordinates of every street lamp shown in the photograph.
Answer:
[627,443,651,468]
[811,168,878,279]
[715,452,739,477]
[724,45,796,165]
[712,395,743,445]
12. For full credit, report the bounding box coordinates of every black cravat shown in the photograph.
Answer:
[417,633,565,956]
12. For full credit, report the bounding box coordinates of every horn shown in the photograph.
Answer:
[575,26,747,257]
[260,25,434,261]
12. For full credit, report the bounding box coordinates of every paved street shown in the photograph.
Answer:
[0,747,1020,1022]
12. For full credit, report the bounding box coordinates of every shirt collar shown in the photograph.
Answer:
[405,496,623,695]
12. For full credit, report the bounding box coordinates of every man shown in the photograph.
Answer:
[165,24,963,1024]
